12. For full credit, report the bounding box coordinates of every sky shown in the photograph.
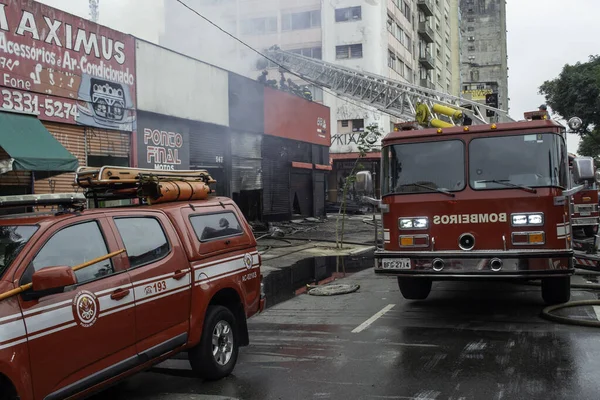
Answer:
[37,0,598,154]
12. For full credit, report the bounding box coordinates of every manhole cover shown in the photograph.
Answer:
[308,283,360,296]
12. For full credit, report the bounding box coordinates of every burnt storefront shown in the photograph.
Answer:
[0,2,136,196]
[228,73,264,221]
[328,154,381,207]
[189,122,229,196]
[263,87,331,221]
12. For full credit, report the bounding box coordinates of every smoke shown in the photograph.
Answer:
[160,0,265,79]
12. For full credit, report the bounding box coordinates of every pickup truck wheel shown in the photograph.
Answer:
[0,376,16,400]
[397,277,432,300]
[189,305,239,380]
[541,276,571,305]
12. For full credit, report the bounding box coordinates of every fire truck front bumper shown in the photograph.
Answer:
[374,249,574,279]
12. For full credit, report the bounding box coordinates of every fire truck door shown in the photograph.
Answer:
[17,217,136,399]
[108,213,192,356]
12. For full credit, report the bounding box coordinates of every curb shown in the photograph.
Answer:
[349,245,376,256]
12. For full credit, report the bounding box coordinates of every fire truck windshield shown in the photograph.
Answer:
[382,139,465,195]
[0,225,38,278]
[469,133,568,190]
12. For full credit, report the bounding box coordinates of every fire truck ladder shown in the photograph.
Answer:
[265,47,515,127]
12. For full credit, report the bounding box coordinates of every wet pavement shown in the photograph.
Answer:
[92,267,600,400]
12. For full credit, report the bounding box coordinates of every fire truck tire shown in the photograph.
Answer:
[397,277,432,300]
[541,276,571,305]
[583,226,597,237]
[188,305,239,381]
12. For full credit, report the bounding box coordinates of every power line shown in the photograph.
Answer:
[172,0,389,120]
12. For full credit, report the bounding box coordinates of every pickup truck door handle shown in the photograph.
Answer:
[173,270,187,280]
[110,288,130,301]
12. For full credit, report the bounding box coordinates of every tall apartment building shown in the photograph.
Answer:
[459,0,509,114]
[159,0,461,202]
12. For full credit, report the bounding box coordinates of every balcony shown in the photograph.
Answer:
[417,0,434,17]
[419,52,435,70]
[420,79,434,89]
[418,22,434,44]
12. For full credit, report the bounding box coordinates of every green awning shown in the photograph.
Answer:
[0,111,79,176]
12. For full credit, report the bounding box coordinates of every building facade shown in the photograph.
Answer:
[459,0,509,114]
[0,1,136,200]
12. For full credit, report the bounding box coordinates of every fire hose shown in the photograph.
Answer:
[0,249,126,302]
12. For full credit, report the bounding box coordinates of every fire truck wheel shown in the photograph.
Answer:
[583,226,597,237]
[188,305,239,380]
[397,277,432,300]
[541,276,571,305]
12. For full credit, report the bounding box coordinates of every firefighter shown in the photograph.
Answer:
[539,104,551,119]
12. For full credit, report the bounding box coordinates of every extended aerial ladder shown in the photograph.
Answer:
[264,46,514,128]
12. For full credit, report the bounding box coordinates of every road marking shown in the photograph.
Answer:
[593,306,600,321]
[351,304,395,333]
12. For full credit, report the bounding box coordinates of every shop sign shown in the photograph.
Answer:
[0,1,136,130]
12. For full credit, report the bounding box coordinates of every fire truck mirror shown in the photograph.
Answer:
[30,266,78,298]
[595,170,600,185]
[355,170,373,195]
[572,157,595,184]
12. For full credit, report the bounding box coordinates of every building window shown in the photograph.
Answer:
[470,69,479,82]
[306,85,324,102]
[336,44,363,59]
[468,45,475,51]
[387,14,394,32]
[402,1,411,22]
[467,26,475,31]
[282,10,321,31]
[388,50,397,70]
[289,46,322,59]
[335,6,361,22]
[468,55,475,61]
[341,120,349,127]
[467,17,475,22]
[352,119,364,131]
[467,36,475,41]
[241,17,278,35]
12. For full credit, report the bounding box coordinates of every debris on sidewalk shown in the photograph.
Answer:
[307,283,361,296]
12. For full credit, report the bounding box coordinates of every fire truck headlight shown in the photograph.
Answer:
[511,213,544,226]
[399,217,429,230]
[399,219,414,229]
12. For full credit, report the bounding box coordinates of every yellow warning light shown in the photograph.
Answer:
[437,128,443,134]
[528,233,544,244]
[463,126,469,132]
[400,237,414,246]
[583,196,591,202]
[491,124,497,129]
[394,127,399,132]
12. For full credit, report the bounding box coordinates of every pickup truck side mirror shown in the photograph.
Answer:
[26,266,78,300]
[572,156,595,184]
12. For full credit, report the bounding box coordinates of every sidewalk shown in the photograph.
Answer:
[254,214,381,308]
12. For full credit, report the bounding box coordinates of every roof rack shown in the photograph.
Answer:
[74,166,217,206]
[0,193,86,209]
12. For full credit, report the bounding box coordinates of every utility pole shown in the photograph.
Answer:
[89,0,99,23]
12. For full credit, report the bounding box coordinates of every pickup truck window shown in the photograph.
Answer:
[114,217,170,268]
[0,225,38,279]
[30,221,114,284]
[190,212,243,242]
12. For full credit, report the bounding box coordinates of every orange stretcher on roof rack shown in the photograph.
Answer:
[74,166,217,205]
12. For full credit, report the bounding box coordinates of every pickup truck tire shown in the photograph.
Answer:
[189,305,239,380]
[0,376,16,400]
[541,276,571,305]
[397,277,432,300]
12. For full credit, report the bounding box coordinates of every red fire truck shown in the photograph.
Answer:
[568,152,599,237]
[360,111,594,305]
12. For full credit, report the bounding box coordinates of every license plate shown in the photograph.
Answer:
[581,212,591,216]
[381,258,411,270]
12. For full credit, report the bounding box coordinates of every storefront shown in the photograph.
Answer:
[0,1,136,196]
[263,87,331,221]
[228,73,265,221]
[135,39,231,196]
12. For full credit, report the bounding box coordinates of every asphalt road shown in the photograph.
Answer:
[93,270,600,400]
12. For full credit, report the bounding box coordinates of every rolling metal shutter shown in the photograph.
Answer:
[35,123,86,195]
[314,171,325,217]
[85,128,130,158]
[231,132,262,193]
[290,170,313,218]
[262,157,289,216]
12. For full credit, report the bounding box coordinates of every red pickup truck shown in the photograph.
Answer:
[0,192,265,400]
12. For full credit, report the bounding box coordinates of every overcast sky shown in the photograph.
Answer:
[38,0,596,153]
